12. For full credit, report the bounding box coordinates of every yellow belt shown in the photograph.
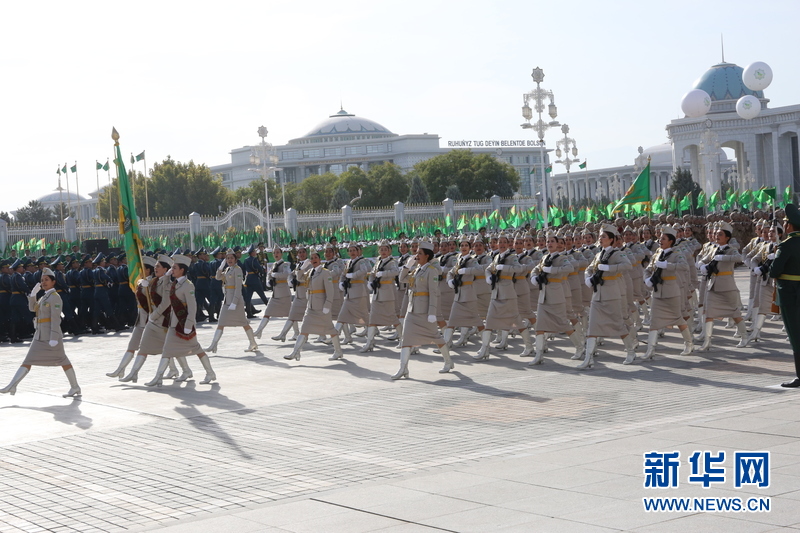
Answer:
[95,284,104,288]
[274,279,287,283]
[779,274,800,281]
[350,280,364,283]
[380,280,394,284]
[81,285,91,288]
[568,272,578,276]
[662,276,676,281]
[604,274,621,280]
[248,271,256,274]
[197,276,208,279]
[461,281,473,285]
[38,318,51,323]
[548,277,564,283]
[500,275,514,280]
[413,292,429,296]
[309,289,326,294]
[716,271,733,276]
[225,285,235,289]
[11,291,22,294]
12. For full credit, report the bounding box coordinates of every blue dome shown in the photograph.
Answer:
[693,62,764,101]
[301,109,393,138]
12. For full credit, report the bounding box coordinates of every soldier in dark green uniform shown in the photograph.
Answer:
[770,203,800,387]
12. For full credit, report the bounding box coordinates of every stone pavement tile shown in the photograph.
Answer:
[363,493,486,522]
[567,498,688,530]
[691,432,796,451]
[417,505,538,532]
[581,451,650,475]
[498,487,621,519]
[510,465,627,490]
[726,496,800,527]
[141,515,268,533]
[231,499,351,528]
[571,475,655,501]
[645,425,741,443]
[279,507,403,533]
[370,524,444,532]
[389,471,495,493]
[312,484,433,509]
[689,414,800,433]
[630,513,776,533]
[493,515,619,533]
[450,456,569,480]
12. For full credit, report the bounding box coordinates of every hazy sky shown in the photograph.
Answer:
[1,0,797,214]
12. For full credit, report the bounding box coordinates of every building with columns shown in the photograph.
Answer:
[210,108,552,197]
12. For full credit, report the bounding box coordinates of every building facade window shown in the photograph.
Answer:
[282,150,300,160]
[345,146,361,155]
[302,149,321,158]
[366,145,380,154]
[324,147,342,156]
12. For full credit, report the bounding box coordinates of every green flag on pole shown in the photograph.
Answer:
[785,185,792,206]
[135,151,145,162]
[709,190,720,208]
[679,192,692,213]
[578,161,587,170]
[96,161,103,170]
[545,165,552,174]
[668,196,677,213]
[102,160,110,171]
[457,214,467,230]
[612,161,651,214]
[61,164,67,174]
[70,164,77,173]
[652,196,665,214]
[113,128,145,290]
[697,190,707,210]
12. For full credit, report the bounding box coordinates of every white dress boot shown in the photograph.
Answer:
[494,330,509,350]
[164,358,179,379]
[529,334,546,366]
[634,303,643,331]
[289,321,300,341]
[198,354,216,384]
[577,338,597,369]
[743,299,754,321]
[107,351,134,378]
[725,317,735,329]
[63,367,82,397]
[434,328,454,354]
[439,344,454,373]
[245,328,258,352]
[285,334,307,360]
[519,329,534,356]
[360,326,378,352]
[145,357,170,387]
[473,329,493,360]
[254,316,270,339]
[748,314,767,343]
[342,324,353,345]
[391,347,411,379]
[0,367,30,395]
[119,355,147,383]
[694,311,705,334]
[698,322,714,351]
[735,321,749,348]
[174,356,193,381]
[641,330,659,360]
[679,328,694,355]
[354,326,367,337]
[271,320,293,342]
[393,322,404,344]
[206,328,224,353]
[569,330,585,360]
[453,327,470,347]
[623,334,637,365]
[329,336,344,360]
[642,299,651,326]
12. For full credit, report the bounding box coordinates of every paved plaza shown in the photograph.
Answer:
[1,270,800,532]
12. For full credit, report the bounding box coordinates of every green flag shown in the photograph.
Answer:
[668,196,677,213]
[70,164,77,173]
[545,165,552,174]
[470,213,481,231]
[113,129,145,290]
[652,197,665,214]
[130,154,135,165]
[696,191,707,210]
[762,187,776,200]
[135,150,145,162]
[739,189,753,210]
[102,160,110,171]
[578,161,587,170]
[785,185,792,205]
[61,164,67,174]
[612,161,651,214]
[709,190,720,208]
[679,192,692,212]
[96,161,103,170]
[529,168,535,175]
[444,213,453,231]
[457,214,467,230]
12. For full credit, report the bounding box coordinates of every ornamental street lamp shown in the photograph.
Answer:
[554,124,579,207]
[521,67,561,227]
[249,125,274,248]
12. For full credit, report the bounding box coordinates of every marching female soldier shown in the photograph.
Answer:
[317,244,345,344]
[144,254,216,387]
[254,245,293,339]
[444,236,485,347]
[361,241,400,352]
[205,249,258,353]
[390,241,413,341]
[391,241,454,379]
[640,226,694,359]
[748,224,782,343]
[334,243,371,344]
[697,221,749,350]
[283,251,344,361]
[435,238,458,334]
[577,225,633,369]
[513,235,537,335]
[272,247,308,342]
[471,238,492,325]
[0,268,82,397]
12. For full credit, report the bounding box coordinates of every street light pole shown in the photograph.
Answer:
[554,124,579,207]
[521,67,560,227]
[251,125,272,248]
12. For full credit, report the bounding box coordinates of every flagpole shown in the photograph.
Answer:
[57,168,64,221]
[64,162,72,215]
[143,152,150,221]
[95,161,101,222]
[106,158,112,222]
[74,162,83,233]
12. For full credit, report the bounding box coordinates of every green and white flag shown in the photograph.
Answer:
[612,161,651,213]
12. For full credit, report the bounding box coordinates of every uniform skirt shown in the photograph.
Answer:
[394,287,405,316]
[337,296,369,325]
[485,297,521,331]
[757,281,775,313]
[218,303,249,327]
[529,287,540,314]
[300,308,338,336]
[162,327,204,357]
[401,311,443,346]
[475,292,490,318]
[331,294,344,317]
[436,283,455,321]
[569,281,584,316]
[705,289,741,319]
[649,296,686,330]
[535,301,572,333]
[288,296,307,321]
[587,299,628,337]
[264,295,292,317]
[126,324,146,352]
[368,298,398,325]
[138,321,169,354]
[22,340,71,366]
[399,291,409,318]
[447,300,483,328]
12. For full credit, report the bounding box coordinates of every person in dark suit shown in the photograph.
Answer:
[770,204,800,387]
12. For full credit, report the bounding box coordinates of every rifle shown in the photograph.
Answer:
[705,245,721,280]
[267,260,284,291]
[535,253,554,290]
[452,255,470,294]
[342,256,363,297]
[370,257,389,293]
[590,250,617,292]
[650,249,672,292]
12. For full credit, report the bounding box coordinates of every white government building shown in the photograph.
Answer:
[210,108,553,198]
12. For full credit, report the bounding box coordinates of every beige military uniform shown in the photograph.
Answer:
[585,246,631,337]
[337,256,371,325]
[644,247,689,329]
[162,277,204,357]
[216,265,248,327]
[288,263,311,322]
[399,262,444,346]
[532,252,573,333]
[445,253,484,328]
[484,250,525,331]
[300,266,337,336]
[700,244,742,319]
[138,274,172,354]
[264,260,293,317]
[367,256,400,325]
[22,289,70,366]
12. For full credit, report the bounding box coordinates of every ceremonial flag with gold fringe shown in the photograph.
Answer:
[112,128,145,289]
[612,160,651,214]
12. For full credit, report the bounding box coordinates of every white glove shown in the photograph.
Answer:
[107,282,113,289]
[713,254,726,262]
[768,253,776,260]
[542,265,553,273]
[597,264,610,272]
[695,261,703,269]
[585,277,593,288]
[655,260,668,269]
[644,277,654,288]
[183,327,192,334]
[32,283,41,294]
[140,279,150,288]
[485,274,493,285]
[457,268,467,275]
[48,340,58,347]
[270,272,276,278]
[322,307,330,315]
[346,273,355,279]
[338,282,345,291]
[228,303,236,310]
[700,264,708,274]
[752,267,761,276]
[495,264,505,271]
[375,271,383,278]
[427,314,437,323]
[447,279,455,289]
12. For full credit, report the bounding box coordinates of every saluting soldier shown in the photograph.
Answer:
[770,204,800,387]
[206,249,259,353]
[748,224,782,343]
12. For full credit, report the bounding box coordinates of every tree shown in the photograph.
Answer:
[444,184,463,201]
[329,186,351,210]
[414,150,520,202]
[0,211,11,223]
[291,172,338,212]
[368,163,409,208]
[233,178,285,213]
[407,175,430,204]
[667,168,702,211]
[335,166,374,206]
[14,200,58,223]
